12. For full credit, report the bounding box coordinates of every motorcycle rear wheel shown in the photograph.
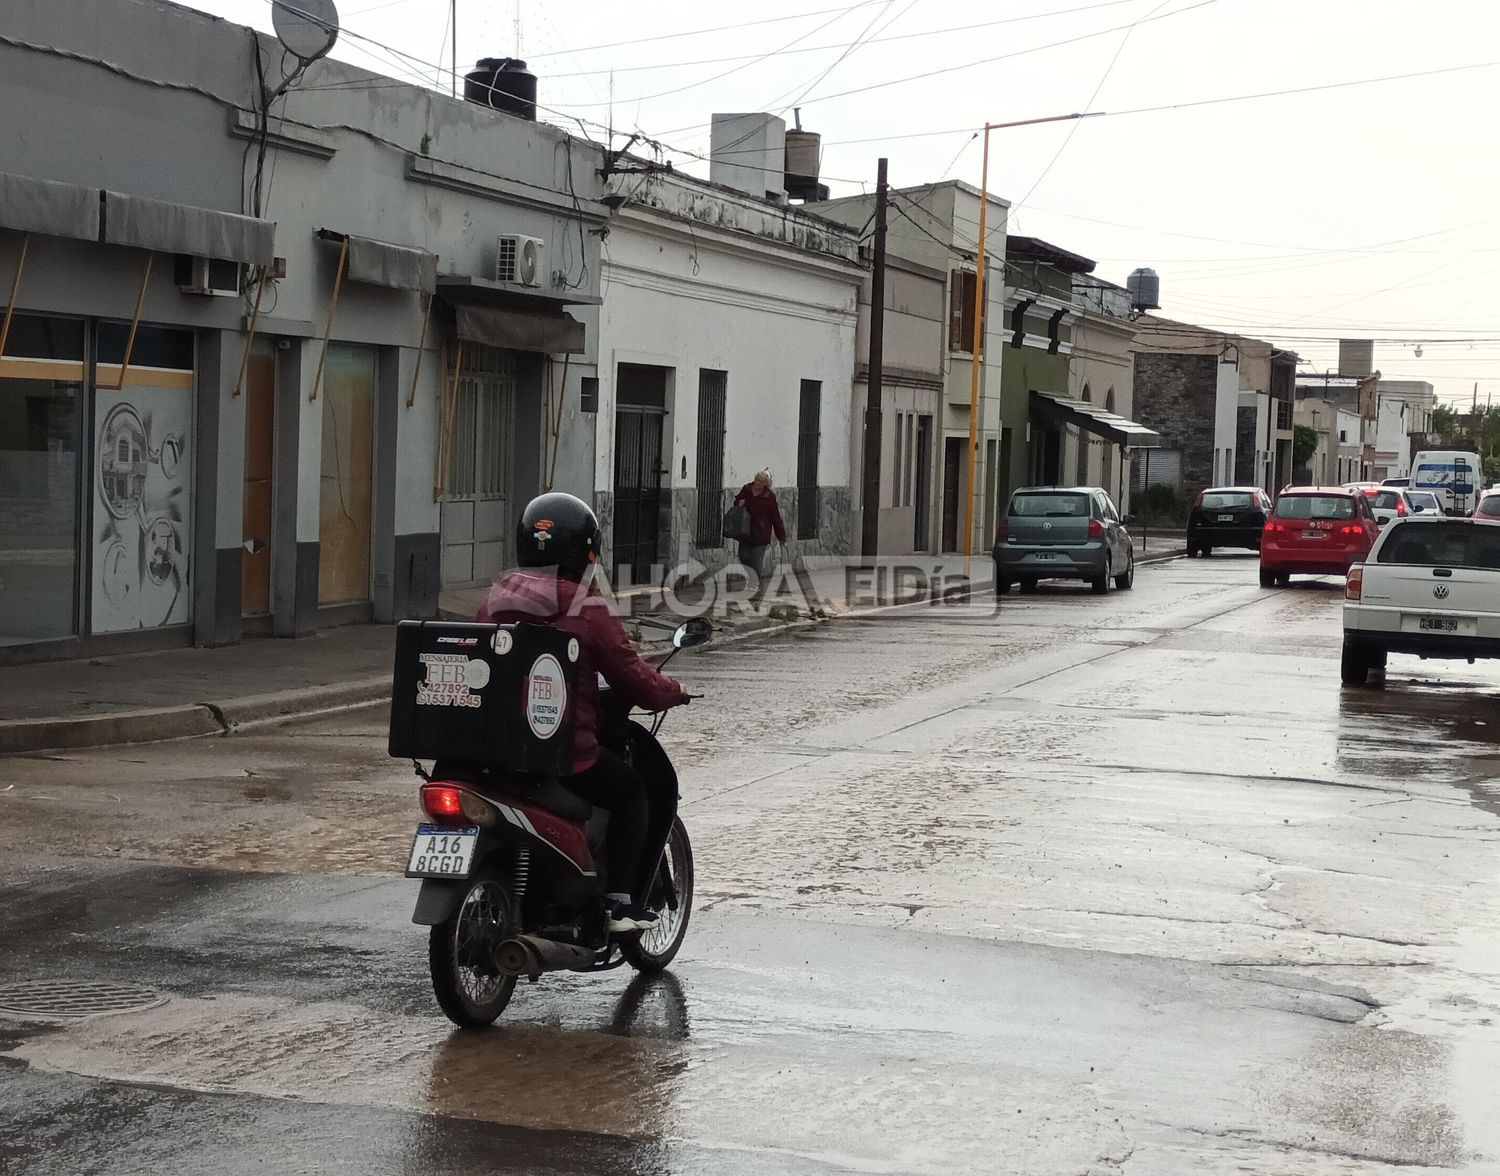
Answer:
[621,817,694,973]
[429,866,518,1028]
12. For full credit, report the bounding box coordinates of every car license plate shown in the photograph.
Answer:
[1403,615,1475,635]
[1217,513,1234,522]
[1032,552,1056,560]
[406,824,479,879]
[1300,531,1327,540]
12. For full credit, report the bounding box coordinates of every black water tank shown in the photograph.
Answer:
[464,58,537,121]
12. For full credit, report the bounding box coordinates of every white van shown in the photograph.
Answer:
[1411,450,1481,515]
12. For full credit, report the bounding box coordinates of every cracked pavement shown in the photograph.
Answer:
[3,556,1500,1173]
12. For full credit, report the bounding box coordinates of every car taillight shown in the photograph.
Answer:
[1193,491,1205,508]
[1339,524,1366,539]
[995,517,1008,542]
[421,785,465,822]
[1265,521,1285,534]
[1087,518,1104,538]
[1395,498,1407,516]
[1346,566,1363,600]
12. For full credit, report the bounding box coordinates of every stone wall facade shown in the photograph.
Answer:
[1132,354,1219,492]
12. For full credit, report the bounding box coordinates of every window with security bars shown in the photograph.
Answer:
[694,369,728,547]
[797,380,821,538]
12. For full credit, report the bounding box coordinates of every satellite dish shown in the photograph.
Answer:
[272,0,340,64]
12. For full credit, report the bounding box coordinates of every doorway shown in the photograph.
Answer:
[318,344,375,605]
[242,340,274,617]
[914,414,932,552]
[613,363,668,583]
[440,343,517,586]
[941,437,963,553]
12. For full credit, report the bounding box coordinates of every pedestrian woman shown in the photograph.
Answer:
[733,470,787,595]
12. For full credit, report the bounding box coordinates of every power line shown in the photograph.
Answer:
[823,57,1500,147]
[544,0,1140,79]
[523,2,886,58]
[1011,0,1183,211]
[571,1,889,107]
[652,0,1222,133]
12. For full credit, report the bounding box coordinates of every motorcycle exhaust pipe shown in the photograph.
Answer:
[495,934,596,976]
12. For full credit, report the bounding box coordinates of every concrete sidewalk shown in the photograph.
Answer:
[0,542,1184,756]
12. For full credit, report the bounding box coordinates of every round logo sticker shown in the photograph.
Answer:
[463,658,491,690]
[526,654,567,740]
[492,630,513,656]
[567,638,580,663]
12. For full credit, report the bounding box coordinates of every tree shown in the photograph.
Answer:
[1292,425,1319,468]
[1432,404,1457,437]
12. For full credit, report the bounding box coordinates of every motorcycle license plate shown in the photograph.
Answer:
[405,825,479,879]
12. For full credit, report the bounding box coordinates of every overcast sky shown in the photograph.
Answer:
[185,0,1500,407]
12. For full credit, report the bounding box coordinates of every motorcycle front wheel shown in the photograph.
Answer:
[621,817,694,973]
[428,866,518,1028]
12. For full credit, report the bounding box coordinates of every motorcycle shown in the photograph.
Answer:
[395,616,709,1029]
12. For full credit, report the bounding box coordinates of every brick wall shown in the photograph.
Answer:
[1132,353,1218,491]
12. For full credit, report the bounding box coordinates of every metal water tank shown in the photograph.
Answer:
[464,58,537,121]
[1126,267,1161,313]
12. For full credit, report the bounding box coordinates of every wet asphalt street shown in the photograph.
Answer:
[4,554,1500,1175]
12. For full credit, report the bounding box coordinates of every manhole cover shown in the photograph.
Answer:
[0,980,166,1021]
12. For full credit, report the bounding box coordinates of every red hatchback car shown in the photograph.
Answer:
[1259,487,1378,588]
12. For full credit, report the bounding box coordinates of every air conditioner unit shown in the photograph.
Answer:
[174,254,239,297]
[495,234,544,287]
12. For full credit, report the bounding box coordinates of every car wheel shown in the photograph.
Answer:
[993,562,1011,596]
[1114,553,1134,590]
[1277,573,1291,587]
[1259,569,1277,589]
[1202,545,1213,558]
[1091,558,1111,595]
[1020,578,1039,594]
[1341,637,1373,687]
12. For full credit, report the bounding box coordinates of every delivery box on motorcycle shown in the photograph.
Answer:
[388,620,577,774]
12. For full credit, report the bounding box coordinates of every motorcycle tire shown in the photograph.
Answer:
[621,816,694,974]
[428,864,518,1029]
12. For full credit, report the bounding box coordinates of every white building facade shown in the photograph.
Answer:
[593,171,862,583]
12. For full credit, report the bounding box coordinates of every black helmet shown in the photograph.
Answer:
[516,492,601,576]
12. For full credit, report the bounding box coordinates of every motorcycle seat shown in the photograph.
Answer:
[429,762,593,824]
[509,777,593,823]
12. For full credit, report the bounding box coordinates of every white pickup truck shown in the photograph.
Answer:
[1342,517,1500,686]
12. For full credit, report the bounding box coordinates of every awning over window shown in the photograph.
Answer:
[0,172,100,242]
[105,191,275,264]
[345,234,437,294]
[454,303,585,355]
[1031,390,1160,449]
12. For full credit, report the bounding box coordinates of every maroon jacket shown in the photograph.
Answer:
[477,570,686,773]
[734,483,787,546]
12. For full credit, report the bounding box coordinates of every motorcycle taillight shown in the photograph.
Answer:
[421,784,465,822]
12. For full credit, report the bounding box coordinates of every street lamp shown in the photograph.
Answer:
[962,111,1108,579]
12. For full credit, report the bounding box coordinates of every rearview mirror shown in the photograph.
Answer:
[673,617,713,649]
[1122,513,1136,526]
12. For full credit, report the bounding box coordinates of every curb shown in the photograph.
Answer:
[0,704,222,755]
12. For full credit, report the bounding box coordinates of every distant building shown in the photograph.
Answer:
[1374,379,1436,477]
[1132,318,1297,494]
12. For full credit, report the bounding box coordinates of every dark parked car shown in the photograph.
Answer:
[1187,486,1272,556]
[993,486,1134,595]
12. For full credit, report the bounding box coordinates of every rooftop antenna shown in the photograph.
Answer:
[271,0,340,65]
[515,0,522,56]
[451,0,457,97]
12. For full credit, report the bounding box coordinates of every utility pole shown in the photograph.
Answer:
[860,158,889,561]
[450,0,457,97]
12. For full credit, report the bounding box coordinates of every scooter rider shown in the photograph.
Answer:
[477,492,689,933]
